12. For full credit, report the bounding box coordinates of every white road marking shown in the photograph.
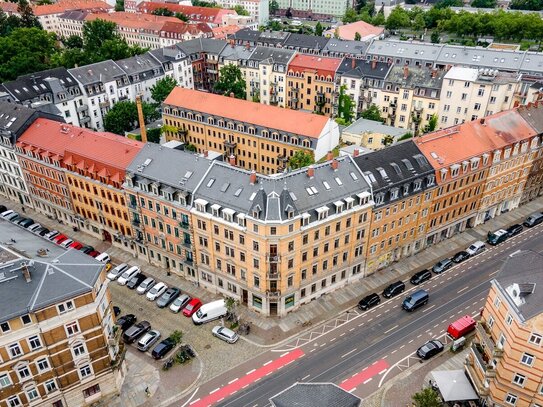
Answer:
[384,324,399,334]
[263,360,272,366]
[350,328,355,332]
[280,352,288,357]
[341,348,357,358]
[457,286,469,294]
[363,378,373,384]
[408,339,414,344]
[189,399,201,405]
[422,305,436,313]
[379,368,387,375]
[391,349,397,354]
[210,388,220,394]
[246,369,256,375]
[228,378,238,384]
[301,374,311,381]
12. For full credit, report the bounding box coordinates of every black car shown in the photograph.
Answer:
[122,321,151,343]
[506,224,523,237]
[37,227,50,236]
[115,314,137,332]
[410,269,432,285]
[156,287,181,308]
[358,293,380,310]
[382,281,405,298]
[416,340,444,360]
[113,306,121,317]
[80,245,95,254]
[127,273,147,289]
[452,250,470,263]
[10,215,24,224]
[151,338,176,359]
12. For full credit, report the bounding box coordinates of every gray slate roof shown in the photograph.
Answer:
[126,142,213,194]
[270,383,361,407]
[219,44,254,62]
[517,104,543,134]
[2,67,79,102]
[177,38,227,56]
[344,118,407,138]
[116,53,164,77]
[495,250,543,322]
[0,102,43,143]
[0,250,104,323]
[337,58,391,79]
[194,155,371,222]
[385,65,445,90]
[283,33,330,51]
[69,60,128,85]
[149,45,189,65]
[248,46,295,64]
[322,38,369,57]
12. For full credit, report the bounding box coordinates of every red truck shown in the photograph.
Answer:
[447,315,476,339]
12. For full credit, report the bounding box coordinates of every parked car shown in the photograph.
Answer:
[69,241,83,250]
[212,326,239,344]
[183,298,202,317]
[0,205,7,213]
[466,241,486,256]
[487,229,508,246]
[447,315,476,339]
[146,282,167,301]
[410,269,432,285]
[10,215,24,224]
[156,287,181,308]
[506,224,523,237]
[27,223,42,233]
[53,234,68,245]
[88,250,100,258]
[358,293,380,310]
[115,314,137,331]
[1,210,18,220]
[117,266,140,286]
[416,340,444,360]
[452,250,470,263]
[95,252,111,263]
[80,245,94,254]
[523,212,543,228]
[122,321,151,343]
[151,338,175,359]
[60,239,74,248]
[432,258,453,274]
[136,277,155,295]
[137,330,161,352]
[19,218,35,228]
[192,299,227,325]
[113,306,121,317]
[37,228,50,237]
[107,263,128,281]
[382,281,406,298]
[127,273,147,290]
[45,230,59,240]
[170,294,191,313]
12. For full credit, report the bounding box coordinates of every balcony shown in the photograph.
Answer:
[266,290,281,298]
[476,323,503,358]
[99,100,110,108]
[76,104,88,112]
[131,219,140,227]
[290,87,299,93]
[224,140,237,149]
[179,221,189,229]
[466,344,491,396]
[267,271,279,280]
[182,240,191,248]
[277,154,289,163]
[266,253,281,262]
[128,201,137,209]
[79,116,91,124]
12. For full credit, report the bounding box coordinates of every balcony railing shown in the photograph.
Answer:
[267,272,279,280]
[179,221,189,229]
[266,290,281,298]
[224,140,237,149]
[266,253,281,262]
[131,219,140,227]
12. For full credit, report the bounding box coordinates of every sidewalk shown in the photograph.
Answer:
[3,197,542,346]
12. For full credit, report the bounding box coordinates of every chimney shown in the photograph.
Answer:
[21,263,32,283]
[245,41,250,50]
[353,148,360,157]
[229,92,235,98]
[331,159,339,170]
[527,102,533,108]
[230,39,235,48]
[514,100,520,108]
[307,165,315,178]
[403,64,409,80]
[135,95,147,143]
[203,150,209,157]
[480,118,486,126]
[387,58,392,66]
[229,154,236,166]
[351,58,356,69]
[372,59,377,70]
[431,69,437,78]
[249,170,257,185]
[326,151,334,161]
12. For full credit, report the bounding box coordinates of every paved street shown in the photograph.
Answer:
[177,222,543,407]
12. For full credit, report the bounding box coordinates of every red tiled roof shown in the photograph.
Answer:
[17,119,143,172]
[415,109,537,170]
[325,20,383,41]
[0,2,19,14]
[164,87,330,139]
[288,54,342,78]
[85,12,181,32]
[212,25,242,40]
[136,2,235,24]
[34,0,112,16]
[160,21,212,36]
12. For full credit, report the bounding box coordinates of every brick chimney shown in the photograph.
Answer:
[245,41,250,50]
[403,64,409,80]
[229,92,235,98]
[480,118,486,126]
[249,170,257,185]
[230,39,235,48]
[203,150,209,157]
[353,148,360,157]
[431,69,438,78]
[331,159,339,170]
[229,155,236,166]
[372,59,377,70]
[527,102,533,108]
[387,58,392,66]
[307,165,315,178]
[351,58,356,69]
[326,151,334,161]
[21,262,32,283]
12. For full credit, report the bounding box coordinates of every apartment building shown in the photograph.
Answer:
[124,143,213,276]
[190,156,373,316]
[275,0,350,18]
[286,54,342,116]
[282,33,330,55]
[57,9,91,39]
[372,65,444,135]
[517,102,543,203]
[148,46,194,90]
[354,142,436,272]
[438,66,520,128]
[322,39,368,59]
[177,38,227,92]
[135,2,237,27]
[213,0,269,25]
[218,42,254,70]
[0,245,123,407]
[69,60,132,131]
[337,58,392,116]
[116,54,165,103]
[84,12,213,50]
[0,103,63,209]
[243,46,295,107]
[162,87,340,173]
[465,250,543,407]
[341,118,406,151]
[1,68,90,129]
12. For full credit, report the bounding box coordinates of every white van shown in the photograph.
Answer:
[117,266,140,285]
[95,252,111,263]
[192,299,228,325]
[466,241,486,256]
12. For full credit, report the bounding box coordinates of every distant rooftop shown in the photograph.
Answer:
[343,118,407,138]
[270,383,361,407]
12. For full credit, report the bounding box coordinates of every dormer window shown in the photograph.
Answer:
[301,212,310,226]
[521,141,528,153]
[207,117,215,125]
[345,197,354,209]
[194,198,208,212]
[471,157,480,170]
[462,160,469,173]
[440,168,448,181]
[316,206,329,221]
[492,150,501,164]
[375,193,384,205]
[237,213,246,227]
[413,179,422,191]
[334,201,344,214]
[390,188,399,200]
[403,184,409,195]
[450,164,460,178]
[152,183,159,195]
[285,204,294,219]
[531,136,539,149]
[211,204,221,217]
[252,204,262,219]
[223,208,235,223]
[427,174,435,186]
[512,143,519,156]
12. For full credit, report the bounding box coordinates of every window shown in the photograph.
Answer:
[488,315,494,328]
[521,352,535,366]
[0,321,10,333]
[0,373,11,388]
[83,384,101,398]
[79,364,92,378]
[21,314,31,325]
[16,365,31,380]
[65,321,80,336]
[28,335,42,350]
[36,357,50,372]
[9,343,23,358]
[26,387,39,401]
[506,314,513,326]
[529,333,542,346]
[7,396,21,407]
[505,393,518,405]
[512,373,526,387]
[45,379,57,393]
[494,296,501,309]
[58,300,74,314]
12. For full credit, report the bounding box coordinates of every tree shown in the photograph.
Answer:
[169,330,183,345]
[289,150,314,169]
[361,104,383,122]
[385,6,410,30]
[355,0,367,12]
[334,27,340,38]
[382,134,395,146]
[471,0,497,7]
[430,31,440,43]
[338,85,355,124]
[185,143,197,152]
[412,387,442,407]
[214,64,246,99]
[152,7,174,16]
[0,10,23,36]
[17,0,40,29]
[146,127,161,143]
[269,0,279,15]
[398,132,413,141]
[233,5,249,16]
[83,19,120,53]
[315,21,323,36]
[174,12,189,22]
[343,8,361,23]
[412,13,426,32]
[103,101,159,135]
[150,76,177,104]
[354,31,361,41]
[114,0,124,11]
[63,34,83,49]
[424,114,438,133]
[225,297,240,322]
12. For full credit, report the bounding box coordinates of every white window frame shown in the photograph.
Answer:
[25,387,39,402]
[36,357,50,373]
[73,342,87,358]
[0,373,11,388]
[521,352,535,366]
[9,343,23,359]
[512,373,526,387]
[79,364,93,379]
[28,335,42,351]
[7,396,21,407]
[65,321,80,337]
[505,393,518,406]
[44,379,57,393]
[16,365,31,381]
[529,333,542,346]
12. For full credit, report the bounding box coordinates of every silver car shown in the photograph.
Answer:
[169,294,191,313]
[212,326,239,344]
[136,277,155,295]
[137,329,161,352]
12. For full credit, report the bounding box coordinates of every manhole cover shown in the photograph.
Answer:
[204,344,211,349]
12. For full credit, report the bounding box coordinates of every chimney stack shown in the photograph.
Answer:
[351,58,356,69]
[403,64,409,80]
[387,58,392,66]
[326,151,334,161]
[431,69,437,78]
[307,165,315,178]
[230,39,235,48]
[249,170,257,185]
[480,118,486,126]
[372,59,377,70]
[245,41,250,50]
[203,150,209,157]
[135,94,147,143]
[21,263,32,283]
[229,155,236,166]
[229,92,235,98]
[331,159,339,171]
[353,148,360,157]
[527,102,533,108]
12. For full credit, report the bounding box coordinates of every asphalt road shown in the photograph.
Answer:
[179,223,543,407]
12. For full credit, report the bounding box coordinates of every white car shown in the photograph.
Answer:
[117,266,140,286]
[1,210,18,220]
[27,223,42,233]
[136,277,155,294]
[146,282,167,301]
[60,239,74,248]
[107,263,129,281]
[169,294,191,313]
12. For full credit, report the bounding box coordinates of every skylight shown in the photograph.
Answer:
[289,191,297,201]
[335,177,343,186]
[350,172,359,181]
[220,182,230,192]
[206,178,215,187]
[234,188,243,197]
[249,192,257,201]
[323,181,331,190]
[184,171,193,179]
